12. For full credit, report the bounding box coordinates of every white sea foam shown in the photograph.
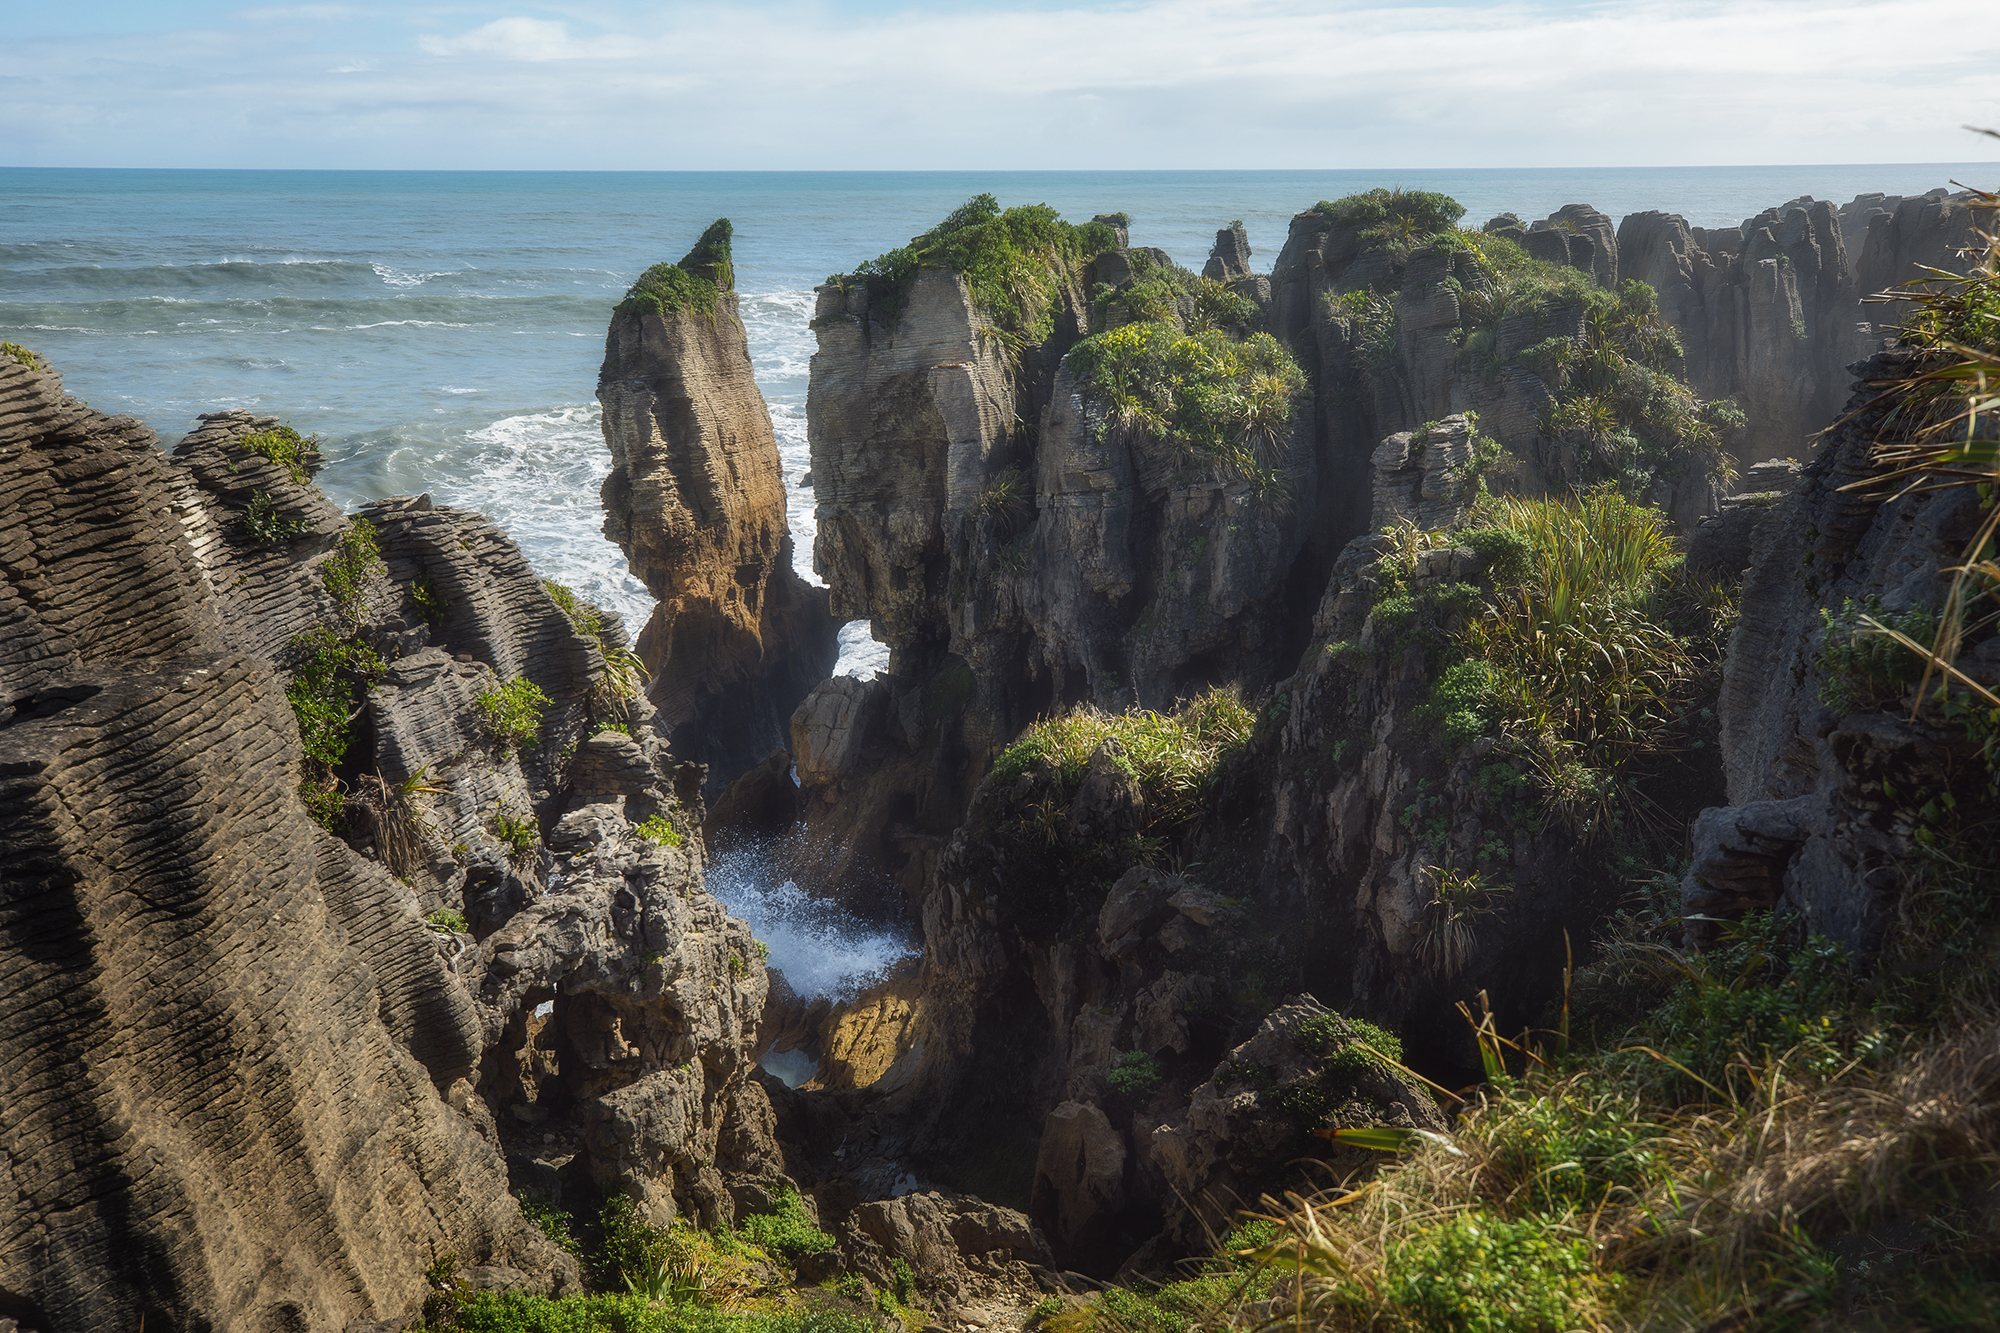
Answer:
[416,405,655,633]
[704,842,917,1002]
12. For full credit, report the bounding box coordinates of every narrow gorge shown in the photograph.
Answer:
[2,178,1995,1333]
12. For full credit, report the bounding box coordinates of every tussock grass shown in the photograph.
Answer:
[989,687,1255,828]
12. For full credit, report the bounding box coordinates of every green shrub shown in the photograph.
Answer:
[476,677,550,753]
[1818,596,1937,715]
[425,908,471,936]
[517,1189,581,1258]
[284,626,386,770]
[1,340,38,369]
[848,193,1119,342]
[635,811,683,848]
[617,219,733,322]
[1066,323,1307,489]
[736,1187,836,1265]
[1414,658,1500,747]
[236,423,317,483]
[1106,1050,1162,1098]
[239,490,310,546]
[321,518,383,611]
[1313,189,1467,259]
[411,572,449,626]
[1295,1011,1404,1071]
[1371,1213,1606,1333]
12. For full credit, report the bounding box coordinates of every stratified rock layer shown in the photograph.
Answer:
[0,353,574,1331]
[599,222,836,793]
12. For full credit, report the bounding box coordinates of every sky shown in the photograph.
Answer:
[2,1,1997,171]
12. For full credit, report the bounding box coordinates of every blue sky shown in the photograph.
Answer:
[3,1,1996,170]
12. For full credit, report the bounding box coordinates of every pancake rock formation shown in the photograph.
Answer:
[599,219,837,794]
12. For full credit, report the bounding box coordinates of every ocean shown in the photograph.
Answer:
[6,163,1992,998]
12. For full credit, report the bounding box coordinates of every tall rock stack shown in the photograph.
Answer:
[599,220,836,792]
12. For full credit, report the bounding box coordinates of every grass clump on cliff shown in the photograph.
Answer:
[846,193,1119,342]
[1367,487,1728,840]
[1067,323,1307,491]
[617,219,734,323]
[544,577,649,721]
[989,686,1254,828]
[2,340,41,369]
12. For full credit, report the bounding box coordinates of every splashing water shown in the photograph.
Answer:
[704,839,917,1002]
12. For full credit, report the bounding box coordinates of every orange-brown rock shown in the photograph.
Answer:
[599,220,835,792]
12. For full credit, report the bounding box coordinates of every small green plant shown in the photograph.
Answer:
[493,813,537,860]
[1417,866,1507,980]
[516,1189,580,1258]
[475,677,550,753]
[1106,1050,1163,1099]
[321,518,383,612]
[284,625,386,772]
[424,908,470,936]
[752,939,770,963]
[410,572,449,626]
[736,1187,837,1265]
[239,490,310,546]
[635,811,683,848]
[235,423,317,483]
[1,340,38,369]
[729,953,749,978]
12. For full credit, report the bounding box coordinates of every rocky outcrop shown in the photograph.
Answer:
[1854,190,1989,300]
[600,220,836,794]
[0,353,577,1331]
[1617,200,1861,464]
[1681,349,1997,953]
[0,348,795,1330]
[1148,998,1444,1249]
[799,224,1321,905]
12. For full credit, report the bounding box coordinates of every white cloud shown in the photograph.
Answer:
[417,17,618,62]
[2,0,1997,169]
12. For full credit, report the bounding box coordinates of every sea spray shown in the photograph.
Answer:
[703,837,918,1002]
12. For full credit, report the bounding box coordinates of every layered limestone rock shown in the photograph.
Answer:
[0,348,799,1330]
[600,220,836,793]
[800,222,1317,904]
[1681,349,1998,952]
[0,352,576,1331]
[1617,200,1861,464]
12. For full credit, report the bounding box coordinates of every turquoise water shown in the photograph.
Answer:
[4,164,1991,645]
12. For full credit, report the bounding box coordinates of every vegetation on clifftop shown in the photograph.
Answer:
[617,219,734,322]
[845,193,1120,342]
[1067,322,1308,491]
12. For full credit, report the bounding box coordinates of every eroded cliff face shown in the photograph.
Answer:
[0,354,574,1330]
[1680,348,1998,953]
[600,221,836,794]
[797,225,1320,905]
[0,349,800,1331]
